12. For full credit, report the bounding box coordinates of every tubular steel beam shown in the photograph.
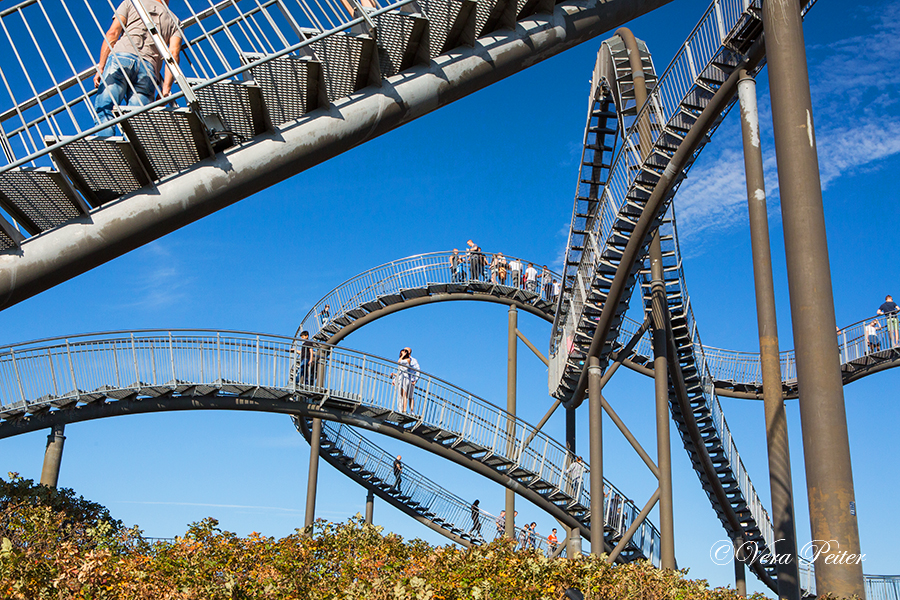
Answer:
[600,395,658,478]
[648,235,675,569]
[365,490,374,524]
[762,0,865,595]
[39,423,66,488]
[304,417,323,530]
[568,38,766,411]
[516,328,549,366]
[588,356,603,556]
[737,70,800,600]
[505,305,517,541]
[0,0,674,310]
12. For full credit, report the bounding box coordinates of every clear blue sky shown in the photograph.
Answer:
[1,0,899,594]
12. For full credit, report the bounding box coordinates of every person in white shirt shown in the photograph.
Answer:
[565,456,587,500]
[509,258,523,287]
[524,263,538,293]
[551,279,561,302]
[865,320,881,353]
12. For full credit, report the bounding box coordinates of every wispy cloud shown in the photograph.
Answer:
[672,2,900,247]
[112,242,193,311]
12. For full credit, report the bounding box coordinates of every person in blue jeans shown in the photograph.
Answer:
[93,0,182,136]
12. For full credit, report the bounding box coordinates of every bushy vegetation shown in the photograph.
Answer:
[0,473,767,600]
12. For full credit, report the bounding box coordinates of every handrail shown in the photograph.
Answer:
[0,329,660,559]
[297,251,562,338]
[303,418,574,557]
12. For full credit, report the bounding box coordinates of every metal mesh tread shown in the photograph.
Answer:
[418,0,473,58]
[47,136,150,206]
[0,220,20,251]
[195,80,266,142]
[123,108,211,181]
[373,11,427,77]
[474,0,504,37]
[0,168,87,235]
[250,54,322,127]
[311,32,375,102]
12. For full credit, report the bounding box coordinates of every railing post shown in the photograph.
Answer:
[10,349,25,403]
[65,340,79,400]
[256,336,260,387]
[169,332,175,383]
[47,348,58,397]
[112,341,121,388]
[131,334,139,386]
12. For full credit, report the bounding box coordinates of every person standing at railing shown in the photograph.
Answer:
[391,455,403,492]
[466,242,484,282]
[390,347,419,412]
[865,320,881,353]
[495,510,505,539]
[565,456,586,501]
[93,0,183,136]
[469,499,483,539]
[509,257,523,288]
[541,266,552,300]
[293,331,315,386]
[878,295,900,347]
[524,263,538,293]
[551,279,561,303]
[450,249,464,283]
[320,304,331,326]
[547,528,559,555]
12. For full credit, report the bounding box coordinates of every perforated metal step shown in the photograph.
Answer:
[0,167,89,235]
[418,0,475,58]
[195,80,267,142]
[373,11,428,77]
[249,54,324,127]
[121,107,213,181]
[310,31,376,102]
[47,136,151,206]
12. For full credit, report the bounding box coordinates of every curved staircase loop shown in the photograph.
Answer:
[0,329,659,563]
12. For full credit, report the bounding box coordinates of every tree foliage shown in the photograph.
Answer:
[0,477,775,599]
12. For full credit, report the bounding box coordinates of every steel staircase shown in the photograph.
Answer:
[548,0,769,405]
[295,416,572,552]
[0,330,659,563]
[0,0,672,309]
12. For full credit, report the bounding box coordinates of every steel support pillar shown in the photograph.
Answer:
[505,305,517,540]
[738,70,800,600]
[566,408,576,455]
[761,1,864,596]
[39,424,66,488]
[588,356,603,556]
[735,538,747,597]
[365,490,374,524]
[304,417,322,531]
[649,235,675,569]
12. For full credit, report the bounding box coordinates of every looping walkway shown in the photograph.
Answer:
[0,329,659,564]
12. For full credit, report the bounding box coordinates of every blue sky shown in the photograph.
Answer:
[1,0,899,594]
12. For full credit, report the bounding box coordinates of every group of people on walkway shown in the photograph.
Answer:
[450,243,561,302]
[486,509,559,554]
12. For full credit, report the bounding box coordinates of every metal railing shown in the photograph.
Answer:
[298,251,562,337]
[0,0,412,173]
[700,313,900,387]
[307,418,573,557]
[0,329,659,561]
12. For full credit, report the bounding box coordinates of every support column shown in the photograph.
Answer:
[650,235,676,569]
[738,70,800,600]
[735,539,747,597]
[365,490,374,524]
[588,356,603,556]
[39,424,66,488]
[505,305,517,540]
[761,1,864,596]
[304,417,322,531]
[566,407,576,455]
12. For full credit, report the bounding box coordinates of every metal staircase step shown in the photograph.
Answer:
[47,135,151,206]
[418,0,476,58]
[195,80,267,142]
[248,53,325,127]
[0,167,89,235]
[121,107,213,181]
[311,31,377,102]
[372,10,428,77]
